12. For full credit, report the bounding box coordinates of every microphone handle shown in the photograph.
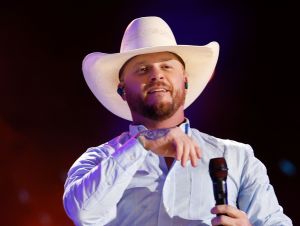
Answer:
[213,179,228,218]
[212,179,228,205]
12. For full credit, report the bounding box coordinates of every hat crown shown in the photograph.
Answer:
[120,16,177,52]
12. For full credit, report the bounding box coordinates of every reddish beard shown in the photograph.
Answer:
[126,82,186,121]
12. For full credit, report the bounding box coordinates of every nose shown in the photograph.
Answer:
[149,66,164,82]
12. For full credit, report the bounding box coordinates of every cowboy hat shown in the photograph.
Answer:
[82,16,219,121]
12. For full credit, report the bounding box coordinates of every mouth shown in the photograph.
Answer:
[147,88,169,94]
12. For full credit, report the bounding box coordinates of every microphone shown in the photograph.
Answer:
[209,157,228,207]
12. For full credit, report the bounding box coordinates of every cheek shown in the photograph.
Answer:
[125,80,144,95]
[172,77,185,90]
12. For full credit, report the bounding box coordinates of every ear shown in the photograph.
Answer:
[184,72,189,90]
[117,82,127,101]
[183,71,188,81]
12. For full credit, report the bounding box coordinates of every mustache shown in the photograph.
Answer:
[144,81,172,92]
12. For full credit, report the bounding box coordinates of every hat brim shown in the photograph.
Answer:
[82,41,219,121]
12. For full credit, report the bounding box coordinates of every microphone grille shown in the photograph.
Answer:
[209,157,228,180]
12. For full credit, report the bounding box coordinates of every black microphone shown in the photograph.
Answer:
[209,157,228,207]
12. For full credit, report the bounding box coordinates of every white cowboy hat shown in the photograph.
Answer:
[82,16,219,121]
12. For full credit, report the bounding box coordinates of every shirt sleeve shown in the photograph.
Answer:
[238,145,293,226]
[63,136,148,225]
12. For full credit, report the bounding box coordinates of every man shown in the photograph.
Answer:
[63,16,292,226]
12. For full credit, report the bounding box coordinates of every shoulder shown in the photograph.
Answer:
[66,132,131,176]
[191,129,268,188]
[190,128,255,160]
[85,131,131,157]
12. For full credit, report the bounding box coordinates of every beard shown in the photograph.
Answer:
[126,83,186,121]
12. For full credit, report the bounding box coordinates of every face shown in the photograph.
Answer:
[119,52,187,121]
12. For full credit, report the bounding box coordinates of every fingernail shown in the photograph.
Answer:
[211,207,216,214]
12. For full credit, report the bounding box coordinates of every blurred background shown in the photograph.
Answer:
[1,1,298,225]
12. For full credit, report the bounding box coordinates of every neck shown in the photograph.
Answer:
[132,106,185,129]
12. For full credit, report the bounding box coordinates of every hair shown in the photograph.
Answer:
[118,52,186,81]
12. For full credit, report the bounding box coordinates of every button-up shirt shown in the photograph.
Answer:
[63,120,292,226]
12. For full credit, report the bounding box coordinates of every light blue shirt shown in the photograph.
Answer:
[63,120,292,226]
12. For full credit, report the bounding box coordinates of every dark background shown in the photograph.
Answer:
[1,1,298,225]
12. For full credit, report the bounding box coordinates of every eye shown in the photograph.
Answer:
[138,66,148,73]
[161,64,172,69]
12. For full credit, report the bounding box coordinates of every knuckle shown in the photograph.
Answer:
[218,215,226,223]
[240,210,247,217]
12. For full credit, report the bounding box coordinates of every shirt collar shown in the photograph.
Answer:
[128,118,191,137]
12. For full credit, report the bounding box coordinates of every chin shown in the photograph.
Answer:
[145,96,172,106]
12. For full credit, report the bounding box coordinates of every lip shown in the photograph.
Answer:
[146,85,170,94]
[147,88,168,94]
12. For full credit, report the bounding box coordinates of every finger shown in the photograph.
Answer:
[192,139,201,159]
[181,141,189,167]
[211,205,244,218]
[175,140,183,161]
[211,214,234,226]
[195,144,201,159]
[189,146,198,167]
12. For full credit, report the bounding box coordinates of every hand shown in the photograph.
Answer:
[211,205,252,226]
[137,127,201,167]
